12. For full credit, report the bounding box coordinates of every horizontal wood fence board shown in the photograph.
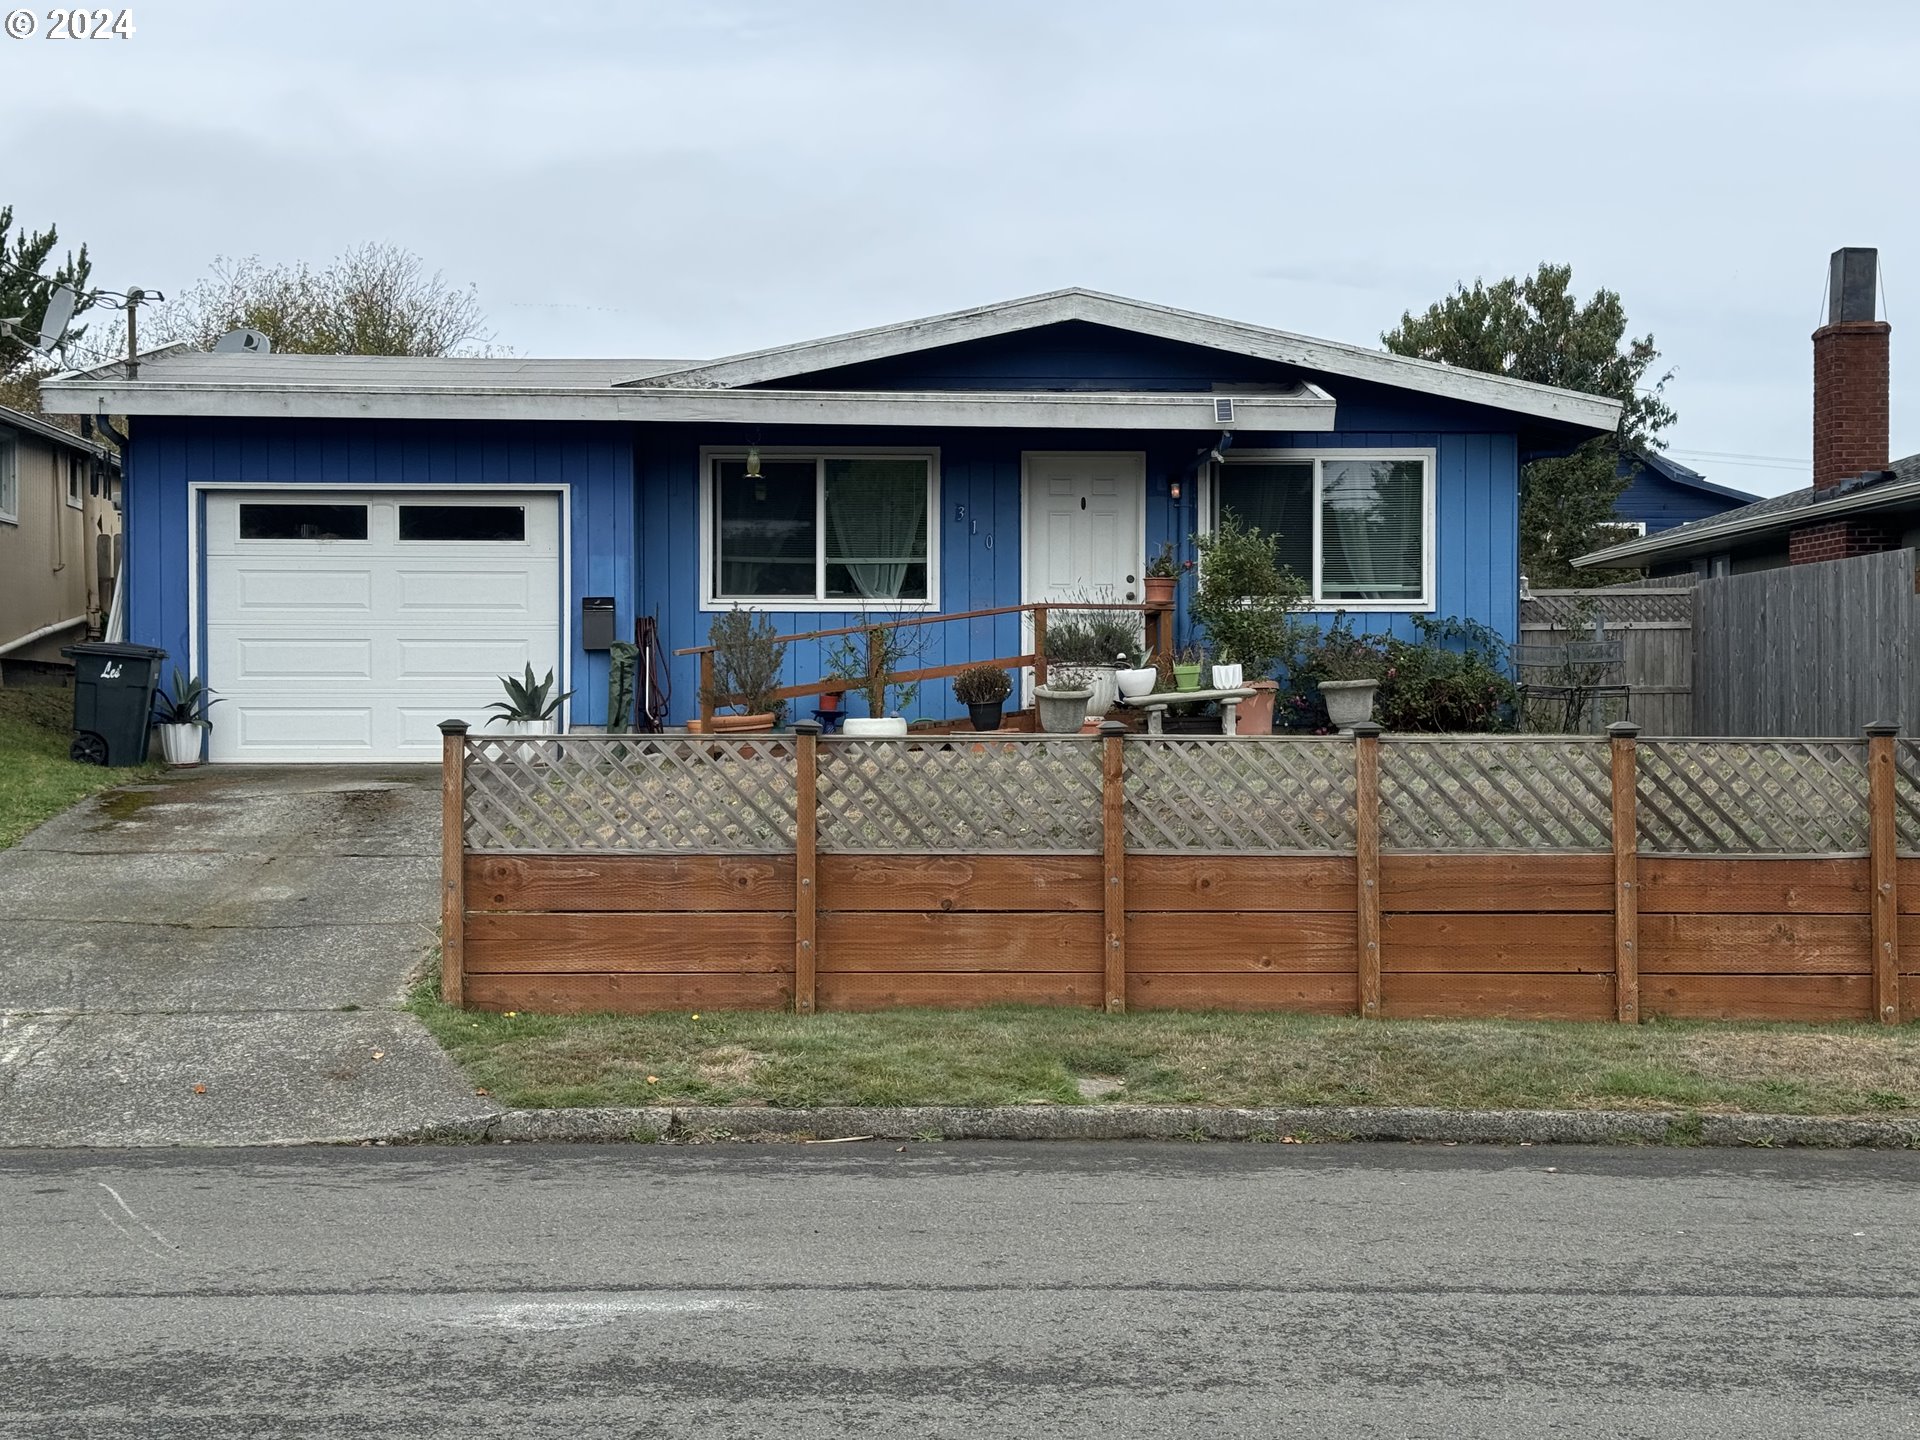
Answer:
[1639,857,1871,914]
[1124,855,1358,912]
[815,912,1103,972]
[1379,854,1612,912]
[1638,913,1870,975]
[465,971,793,1014]
[815,971,1103,1010]
[1380,913,1614,973]
[1124,912,1356,971]
[1899,859,1920,912]
[464,854,796,913]
[1381,973,1615,1021]
[1639,973,1871,1023]
[465,912,792,974]
[1127,971,1357,1013]
[815,854,1102,912]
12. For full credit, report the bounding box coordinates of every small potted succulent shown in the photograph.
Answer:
[487,664,573,736]
[953,664,1013,731]
[1144,541,1181,608]
[152,668,219,765]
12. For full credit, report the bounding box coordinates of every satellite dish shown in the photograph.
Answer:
[35,284,77,353]
[213,327,272,355]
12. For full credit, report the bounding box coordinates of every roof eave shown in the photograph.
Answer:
[1575,478,1920,568]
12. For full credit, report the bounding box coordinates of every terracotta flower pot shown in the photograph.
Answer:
[1235,679,1279,736]
[707,711,776,734]
[1144,576,1177,608]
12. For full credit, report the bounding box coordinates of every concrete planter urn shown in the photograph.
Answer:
[1034,684,1094,734]
[1318,678,1380,734]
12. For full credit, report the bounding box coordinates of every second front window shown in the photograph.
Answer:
[707,452,934,607]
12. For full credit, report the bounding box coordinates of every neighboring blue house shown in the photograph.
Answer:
[42,290,1619,761]
[1613,449,1758,536]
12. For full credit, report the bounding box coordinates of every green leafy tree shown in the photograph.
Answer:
[0,206,94,414]
[1382,263,1676,586]
[153,242,495,356]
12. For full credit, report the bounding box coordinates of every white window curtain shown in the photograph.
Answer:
[825,458,928,600]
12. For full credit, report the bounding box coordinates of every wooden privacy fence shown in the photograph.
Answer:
[1520,583,1696,735]
[439,720,1920,1025]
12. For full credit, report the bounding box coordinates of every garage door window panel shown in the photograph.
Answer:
[398,505,528,542]
[240,503,369,541]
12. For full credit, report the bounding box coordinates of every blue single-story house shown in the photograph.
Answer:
[1612,449,1758,536]
[43,290,1618,761]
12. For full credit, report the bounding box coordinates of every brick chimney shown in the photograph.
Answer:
[1792,248,1895,564]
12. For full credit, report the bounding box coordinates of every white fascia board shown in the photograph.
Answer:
[624,289,1623,433]
[35,380,1339,431]
[1572,479,1920,568]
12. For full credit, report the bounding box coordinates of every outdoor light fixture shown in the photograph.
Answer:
[744,444,762,479]
[1170,478,1183,500]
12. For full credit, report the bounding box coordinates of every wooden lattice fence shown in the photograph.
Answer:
[443,720,1919,1025]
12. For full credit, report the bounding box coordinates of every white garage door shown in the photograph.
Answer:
[203,490,564,762]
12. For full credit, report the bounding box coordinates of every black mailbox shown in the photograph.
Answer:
[581,596,616,652]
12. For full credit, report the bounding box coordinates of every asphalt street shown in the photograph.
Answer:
[3,1142,1918,1437]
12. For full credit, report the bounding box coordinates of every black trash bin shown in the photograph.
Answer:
[60,641,168,766]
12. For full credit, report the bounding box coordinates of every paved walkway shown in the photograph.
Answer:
[0,767,498,1146]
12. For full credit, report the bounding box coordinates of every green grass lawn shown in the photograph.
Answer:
[0,687,162,848]
[410,987,1920,1117]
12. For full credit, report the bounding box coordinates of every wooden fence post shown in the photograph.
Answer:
[1100,720,1128,1013]
[1608,721,1640,1024]
[698,650,716,728]
[1352,722,1382,1019]
[1033,605,1049,688]
[793,720,820,1015]
[1866,721,1901,1025]
[438,719,469,1007]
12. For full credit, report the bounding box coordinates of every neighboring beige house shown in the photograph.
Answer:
[0,402,120,675]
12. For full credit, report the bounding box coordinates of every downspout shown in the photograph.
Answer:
[0,614,89,657]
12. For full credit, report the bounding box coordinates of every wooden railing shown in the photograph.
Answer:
[676,600,1175,726]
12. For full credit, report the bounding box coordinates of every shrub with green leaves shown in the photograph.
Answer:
[1277,615,1517,733]
[1189,515,1308,676]
[702,606,789,721]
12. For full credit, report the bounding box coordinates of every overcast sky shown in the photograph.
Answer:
[6,0,1918,495]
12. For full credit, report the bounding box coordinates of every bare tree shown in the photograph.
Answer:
[150,242,497,356]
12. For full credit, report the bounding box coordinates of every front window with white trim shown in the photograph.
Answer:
[0,428,17,523]
[704,450,936,608]
[1214,451,1433,608]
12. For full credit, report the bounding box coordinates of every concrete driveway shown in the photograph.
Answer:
[0,767,498,1146]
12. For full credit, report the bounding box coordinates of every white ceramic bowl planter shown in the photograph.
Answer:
[842,717,908,737]
[1116,666,1158,699]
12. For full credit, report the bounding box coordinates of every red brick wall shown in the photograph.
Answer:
[1813,319,1891,490]
[1787,518,1899,565]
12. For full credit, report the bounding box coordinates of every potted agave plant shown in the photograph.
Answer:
[486,665,573,736]
[152,668,219,765]
[953,663,1012,731]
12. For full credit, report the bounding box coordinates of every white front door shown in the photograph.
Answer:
[1022,452,1147,607]
[202,489,564,762]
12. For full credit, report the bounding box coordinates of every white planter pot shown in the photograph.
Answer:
[1211,663,1245,691]
[157,722,204,765]
[1116,666,1158,699]
[842,716,908,738]
[1077,665,1119,720]
[1318,678,1380,734]
[1033,686,1094,734]
[493,717,557,737]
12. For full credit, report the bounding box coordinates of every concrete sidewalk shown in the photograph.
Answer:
[0,767,499,1146]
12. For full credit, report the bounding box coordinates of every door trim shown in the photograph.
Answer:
[188,482,574,751]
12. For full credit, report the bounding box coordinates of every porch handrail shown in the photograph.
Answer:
[679,599,1174,724]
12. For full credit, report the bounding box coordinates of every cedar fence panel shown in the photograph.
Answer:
[440,722,1915,1026]
[1520,583,1695,735]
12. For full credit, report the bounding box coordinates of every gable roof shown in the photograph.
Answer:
[0,400,116,462]
[1627,449,1761,504]
[623,288,1623,431]
[1578,452,1920,568]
